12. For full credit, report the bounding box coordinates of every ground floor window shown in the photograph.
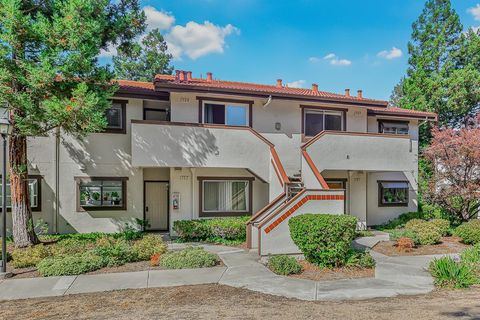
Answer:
[378,181,409,207]
[0,175,41,211]
[76,177,127,211]
[199,177,253,217]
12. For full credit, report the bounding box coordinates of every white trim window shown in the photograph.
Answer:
[203,102,249,126]
[379,121,409,135]
[0,177,40,210]
[304,109,344,136]
[202,180,249,213]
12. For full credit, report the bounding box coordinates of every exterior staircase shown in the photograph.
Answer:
[286,171,304,199]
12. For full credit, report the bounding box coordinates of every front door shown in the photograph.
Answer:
[144,182,169,231]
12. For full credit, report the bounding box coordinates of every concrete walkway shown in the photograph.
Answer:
[0,235,445,301]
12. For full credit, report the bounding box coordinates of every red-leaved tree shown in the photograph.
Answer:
[424,126,480,221]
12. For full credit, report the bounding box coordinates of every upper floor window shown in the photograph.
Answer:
[0,175,41,211]
[76,177,127,211]
[304,109,344,137]
[105,100,126,134]
[143,100,170,121]
[204,103,249,126]
[378,120,409,135]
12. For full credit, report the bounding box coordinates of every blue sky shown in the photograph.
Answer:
[101,1,480,100]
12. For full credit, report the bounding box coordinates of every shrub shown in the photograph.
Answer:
[461,244,480,264]
[429,257,476,288]
[11,244,51,268]
[429,219,450,236]
[389,229,419,244]
[412,223,442,245]
[377,211,429,230]
[267,255,302,275]
[173,216,249,244]
[93,237,137,266]
[405,219,426,231]
[132,235,167,261]
[38,252,105,276]
[160,246,218,269]
[455,220,480,245]
[288,214,357,268]
[345,250,376,268]
[150,253,161,267]
[396,237,415,252]
[51,238,94,256]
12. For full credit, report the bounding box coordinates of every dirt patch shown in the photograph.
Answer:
[1,284,480,320]
[289,260,374,281]
[373,236,471,257]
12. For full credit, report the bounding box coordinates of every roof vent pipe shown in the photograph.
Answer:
[178,70,185,81]
[312,83,319,93]
[345,88,350,97]
[186,71,192,81]
[276,79,283,88]
[357,89,363,98]
[206,72,213,82]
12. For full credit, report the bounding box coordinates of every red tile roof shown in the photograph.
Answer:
[154,74,388,106]
[115,79,155,92]
[367,106,437,120]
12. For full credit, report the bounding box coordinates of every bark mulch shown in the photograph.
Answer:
[372,236,471,257]
[288,260,374,281]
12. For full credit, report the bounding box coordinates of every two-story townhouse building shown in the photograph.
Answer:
[3,70,436,255]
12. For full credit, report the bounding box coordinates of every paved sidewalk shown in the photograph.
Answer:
[0,236,444,301]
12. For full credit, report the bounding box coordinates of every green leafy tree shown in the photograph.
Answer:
[398,0,480,129]
[113,28,173,81]
[389,77,405,107]
[0,0,145,247]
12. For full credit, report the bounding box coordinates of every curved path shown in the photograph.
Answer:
[0,234,445,301]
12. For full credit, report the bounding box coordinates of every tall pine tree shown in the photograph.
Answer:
[113,28,173,81]
[0,0,145,247]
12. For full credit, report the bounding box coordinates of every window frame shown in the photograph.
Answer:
[143,107,170,121]
[198,176,254,217]
[75,176,128,211]
[300,106,347,138]
[0,175,42,212]
[104,100,127,134]
[196,97,253,127]
[377,180,409,207]
[377,119,409,135]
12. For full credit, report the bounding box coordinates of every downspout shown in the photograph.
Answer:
[53,127,60,234]
[190,168,196,219]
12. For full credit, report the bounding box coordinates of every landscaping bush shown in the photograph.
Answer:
[38,252,105,276]
[411,222,442,245]
[173,216,249,244]
[160,246,218,269]
[132,235,167,261]
[377,211,430,230]
[389,229,419,244]
[93,237,137,266]
[288,214,357,268]
[429,218,450,236]
[455,220,480,245]
[396,237,415,252]
[405,219,426,231]
[345,250,376,268]
[51,238,94,256]
[460,244,480,265]
[429,256,476,288]
[11,244,51,268]
[267,255,302,275]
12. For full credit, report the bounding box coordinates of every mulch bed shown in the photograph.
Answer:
[288,260,374,282]
[372,236,471,257]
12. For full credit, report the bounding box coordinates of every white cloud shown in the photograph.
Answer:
[472,26,480,33]
[308,56,321,63]
[286,80,306,88]
[323,53,336,60]
[144,6,175,31]
[165,21,239,59]
[323,53,352,66]
[377,47,403,60]
[468,4,480,20]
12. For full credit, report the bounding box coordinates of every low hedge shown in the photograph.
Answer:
[11,244,51,268]
[132,235,167,260]
[93,237,138,267]
[38,252,106,276]
[160,246,218,269]
[288,214,357,268]
[455,220,480,245]
[404,219,445,245]
[268,255,302,275]
[173,216,249,244]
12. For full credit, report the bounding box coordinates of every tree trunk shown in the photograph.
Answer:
[9,132,39,247]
